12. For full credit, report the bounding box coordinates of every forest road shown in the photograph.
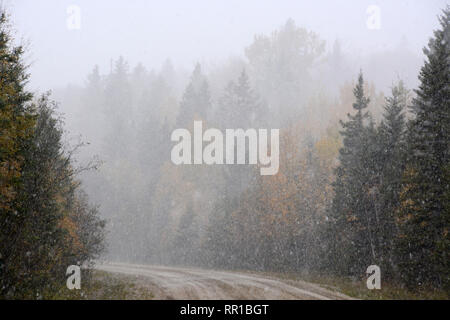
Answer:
[97,262,353,300]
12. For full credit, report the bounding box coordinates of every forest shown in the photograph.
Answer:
[1,4,449,298]
[0,10,105,298]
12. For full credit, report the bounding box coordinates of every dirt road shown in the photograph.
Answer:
[97,262,353,300]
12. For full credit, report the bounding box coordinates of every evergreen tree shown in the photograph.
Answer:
[397,8,450,290]
[330,72,376,276]
[216,69,261,128]
[0,11,34,214]
[0,10,105,298]
[0,10,36,296]
[176,63,211,126]
[103,56,132,159]
[2,93,105,298]
[213,69,263,199]
[173,202,198,266]
[375,81,408,277]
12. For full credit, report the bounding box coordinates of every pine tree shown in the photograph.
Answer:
[375,81,408,278]
[176,63,211,126]
[173,202,198,266]
[397,8,450,290]
[0,11,34,213]
[330,72,376,276]
[216,69,263,129]
[103,56,132,159]
[0,10,105,298]
[0,10,36,296]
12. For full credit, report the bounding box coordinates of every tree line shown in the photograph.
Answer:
[0,10,105,299]
[194,9,449,292]
[53,8,449,294]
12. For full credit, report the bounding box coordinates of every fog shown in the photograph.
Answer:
[10,0,446,91]
[4,0,449,283]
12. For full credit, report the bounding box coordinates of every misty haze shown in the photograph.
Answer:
[0,0,449,301]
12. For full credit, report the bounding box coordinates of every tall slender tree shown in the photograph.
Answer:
[176,63,211,126]
[397,8,450,290]
[0,10,36,296]
[377,82,408,275]
[330,72,376,276]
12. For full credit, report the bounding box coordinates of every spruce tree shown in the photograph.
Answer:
[173,202,198,266]
[0,11,34,213]
[397,8,450,290]
[216,69,262,128]
[330,72,375,276]
[376,81,408,277]
[0,10,35,296]
[1,10,105,298]
[176,63,211,126]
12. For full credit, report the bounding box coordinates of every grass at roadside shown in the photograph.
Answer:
[49,270,154,300]
[305,274,449,300]
[257,270,449,300]
[48,266,448,300]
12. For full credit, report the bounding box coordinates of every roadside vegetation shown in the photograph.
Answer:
[307,275,449,300]
[46,270,153,300]
[243,269,449,300]
[0,10,105,299]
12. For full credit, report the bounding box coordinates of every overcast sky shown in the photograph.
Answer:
[7,0,448,90]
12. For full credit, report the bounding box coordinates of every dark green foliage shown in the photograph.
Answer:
[327,8,449,292]
[0,10,105,299]
[396,8,450,290]
[374,82,408,278]
[330,72,377,276]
